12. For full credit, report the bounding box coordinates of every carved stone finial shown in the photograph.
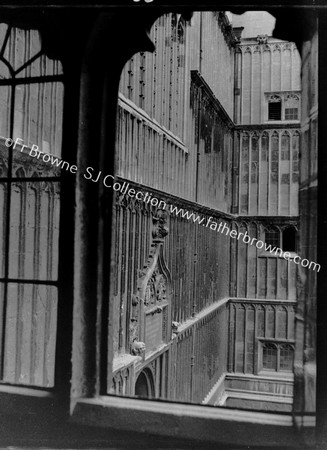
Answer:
[132,295,139,306]
[150,305,163,315]
[152,209,169,240]
[172,321,181,339]
[257,34,268,45]
[172,321,180,332]
[269,94,282,103]
[131,339,145,356]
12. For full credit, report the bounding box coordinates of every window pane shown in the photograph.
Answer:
[280,344,294,371]
[292,132,300,183]
[12,82,64,177]
[251,136,259,184]
[16,53,63,78]
[0,139,9,178]
[266,306,275,338]
[0,84,12,143]
[285,108,298,120]
[271,133,279,185]
[265,229,280,247]
[8,181,60,280]
[0,25,63,393]
[262,343,277,370]
[0,182,7,278]
[4,28,41,71]
[240,134,249,213]
[2,282,58,387]
[281,133,290,160]
[277,308,287,339]
[261,133,269,162]
[256,306,265,337]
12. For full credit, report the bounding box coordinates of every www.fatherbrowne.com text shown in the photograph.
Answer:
[6,137,320,273]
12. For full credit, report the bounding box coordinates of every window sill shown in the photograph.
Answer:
[227,371,294,383]
[0,385,56,418]
[264,120,300,124]
[70,395,302,448]
[259,251,298,259]
[258,370,294,380]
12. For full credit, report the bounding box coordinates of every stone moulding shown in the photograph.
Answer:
[129,209,172,355]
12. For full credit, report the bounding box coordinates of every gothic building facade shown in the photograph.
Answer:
[110,11,236,404]
[107,11,303,411]
[226,25,302,411]
[0,5,320,448]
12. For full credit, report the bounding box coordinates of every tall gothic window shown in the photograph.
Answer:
[0,24,63,388]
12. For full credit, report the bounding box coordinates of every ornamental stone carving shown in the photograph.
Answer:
[152,209,169,241]
[269,95,282,103]
[257,34,268,44]
[172,321,181,339]
[286,94,300,101]
[130,209,172,355]
[131,339,146,356]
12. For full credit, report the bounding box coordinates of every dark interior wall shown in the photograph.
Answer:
[293,22,318,422]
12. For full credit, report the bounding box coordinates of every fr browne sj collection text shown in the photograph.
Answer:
[4,137,321,272]
[5,137,166,209]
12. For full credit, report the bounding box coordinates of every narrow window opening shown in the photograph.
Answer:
[268,101,282,120]
[282,227,297,252]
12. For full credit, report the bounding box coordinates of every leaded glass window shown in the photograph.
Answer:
[0,24,63,388]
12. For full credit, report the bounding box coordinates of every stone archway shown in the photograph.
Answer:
[135,368,155,399]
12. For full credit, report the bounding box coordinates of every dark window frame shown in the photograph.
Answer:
[260,340,295,373]
[0,25,64,389]
[282,227,297,253]
[263,227,297,254]
[268,101,282,120]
